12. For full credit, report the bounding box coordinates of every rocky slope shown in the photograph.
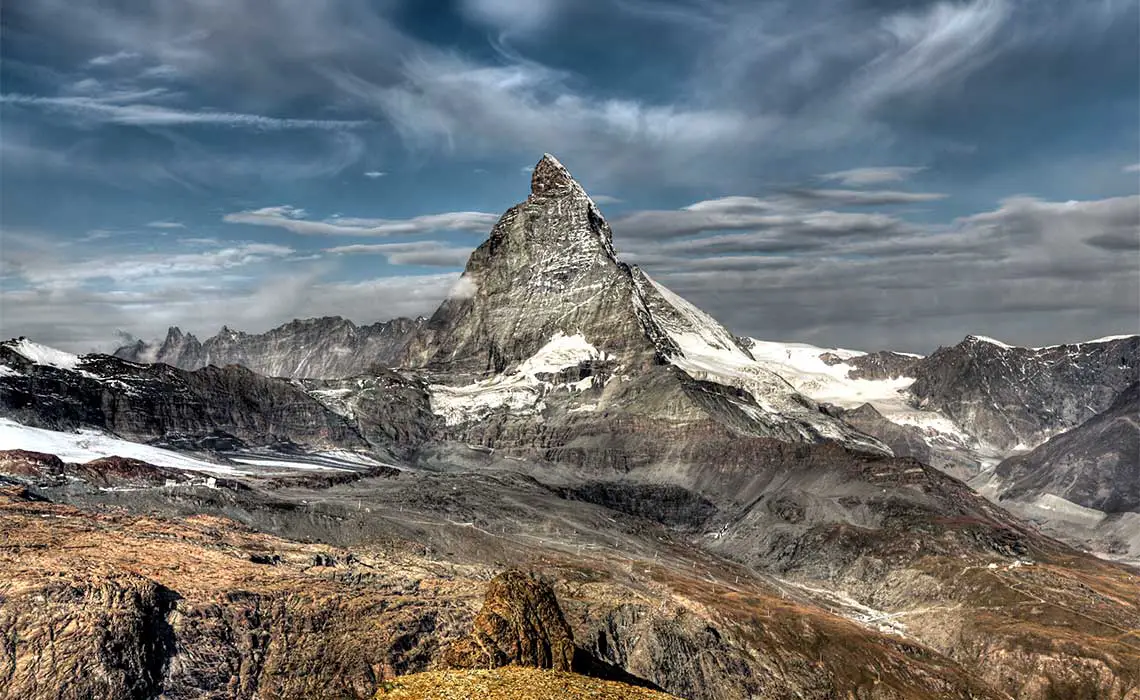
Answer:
[988,382,1140,513]
[115,316,424,378]
[2,484,1025,700]
[909,334,1138,451]
[973,382,1140,560]
[0,338,368,453]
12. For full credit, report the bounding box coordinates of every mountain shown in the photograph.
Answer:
[746,339,986,477]
[909,334,1139,451]
[1,154,1138,699]
[973,382,1140,560]
[748,334,1139,472]
[0,337,370,454]
[402,154,885,451]
[114,316,424,378]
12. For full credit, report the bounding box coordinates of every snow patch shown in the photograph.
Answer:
[966,335,1013,349]
[748,339,915,409]
[430,332,609,426]
[1033,333,1139,349]
[0,365,22,378]
[0,418,241,475]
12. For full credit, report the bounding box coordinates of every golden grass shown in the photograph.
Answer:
[375,667,679,699]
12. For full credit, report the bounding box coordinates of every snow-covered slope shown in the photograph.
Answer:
[745,339,994,469]
[0,418,240,474]
[7,339,86,370]
[747,340,914,410]
[430,331,612,426]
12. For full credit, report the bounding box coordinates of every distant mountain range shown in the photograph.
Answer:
[114,316,425,378]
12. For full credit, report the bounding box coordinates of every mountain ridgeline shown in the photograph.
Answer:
[115,316,425,378]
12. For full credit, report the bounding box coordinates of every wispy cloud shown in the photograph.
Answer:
[819,167,926,187]
[325,241,471,267]
[86,50,142,67]
[1,94,367,130]
[5,240,295,290]
[333,51,776,182]
[1124,163,1140,174]
[146,221,186,229]
[224,205,498,237]
[613,188,946,240]
[460,0,563,35]
[844,0,1013,111]
[364,171,386,178]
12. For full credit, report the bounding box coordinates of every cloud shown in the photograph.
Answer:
[1,94,367,130]
[325,241,471,267]
[224,206,498,237]
[612,191,936,240]
[781,188,947,206]
[87,50,142,67]
[364,171,386,178]
[634,193,1139,351]
[7,242,295,290]
[147,221,186,229]
[819,166,926,187]
[461,0,562,34]
[333,51,776,182]
[449,274,479,300]
[845,0,1013,111]
[1124,163,1140,174]
[1,271,456,354]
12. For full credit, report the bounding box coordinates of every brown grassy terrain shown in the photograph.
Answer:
[375,668,680,699]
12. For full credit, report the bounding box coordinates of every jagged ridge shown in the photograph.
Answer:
[116,316,425,379]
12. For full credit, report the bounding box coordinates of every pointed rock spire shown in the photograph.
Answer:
[529,153,578,198]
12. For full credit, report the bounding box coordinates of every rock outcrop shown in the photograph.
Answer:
[822,350,918,381]
[375,668,679,700]
[445,570,575,672]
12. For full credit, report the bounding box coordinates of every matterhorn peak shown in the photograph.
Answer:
[529,153,579,199]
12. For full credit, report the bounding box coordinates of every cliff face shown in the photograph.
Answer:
[0,340,366,451]
[991,382,1140,514]
[115,316,425,379]
[909,335,1139,450]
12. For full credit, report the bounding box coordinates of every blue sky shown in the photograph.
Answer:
[1,0,1137,353]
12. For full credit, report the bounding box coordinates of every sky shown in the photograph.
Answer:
[1,0,1137,354]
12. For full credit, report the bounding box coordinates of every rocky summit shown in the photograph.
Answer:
[0,154,1138,700]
